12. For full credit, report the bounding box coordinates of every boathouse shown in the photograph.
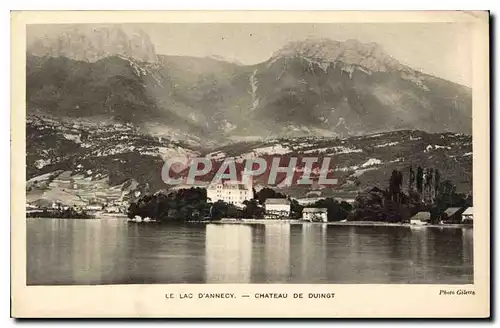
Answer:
[410,211,431,225]
[302,207,328,222]
[442,207,466,223]
[462,207,473,223]
[264,198,291,219]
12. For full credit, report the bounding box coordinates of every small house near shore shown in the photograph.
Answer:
[264,198,291,219]
[302,208,328,222]
[462,207,473,223]
[84,204,103,212]
[410,212,431,225]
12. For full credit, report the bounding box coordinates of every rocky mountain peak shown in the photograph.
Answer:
[272,38,404,72]
[27,24,158,63]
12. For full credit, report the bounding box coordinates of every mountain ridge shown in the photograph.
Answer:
[26,27,472,143]
[28,24,158,63]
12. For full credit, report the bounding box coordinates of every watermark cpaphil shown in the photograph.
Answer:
[161,155,339,187]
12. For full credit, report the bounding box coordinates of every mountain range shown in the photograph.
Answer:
[25,25,473,203]
[27,25,472,143]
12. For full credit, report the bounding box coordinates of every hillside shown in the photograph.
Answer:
[203,129,472,195]
[26,115,472,205]
[26,115,200,205]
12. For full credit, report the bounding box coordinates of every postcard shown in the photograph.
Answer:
[11,10,490,318]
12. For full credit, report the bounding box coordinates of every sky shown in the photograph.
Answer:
[27,23,472,87]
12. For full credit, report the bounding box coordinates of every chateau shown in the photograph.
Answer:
[206,179,253,208]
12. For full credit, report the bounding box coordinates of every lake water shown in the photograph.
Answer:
[27,218,473,285]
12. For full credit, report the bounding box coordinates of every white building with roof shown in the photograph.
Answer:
[410,211,431,225]
[264,198,291,218]
[302,207,328,222]
[462,207,473,223]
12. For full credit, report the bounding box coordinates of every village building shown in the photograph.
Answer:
[302,207,328,222]
[410,211,431,225]
[264,198,291,219]
[442,207,466,223]
[51,200,66,209]
[26,203,38,210]
[462,207,473,223]
[84,204,103,212]
[26,202,43,214]
[206,180,253,208]
[104,205,122,213]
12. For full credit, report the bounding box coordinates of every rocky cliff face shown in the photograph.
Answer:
[271,38,404,73]
[27,25,158,63]
[248,39,472,137]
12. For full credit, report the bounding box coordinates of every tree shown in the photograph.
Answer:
[429,179,470,222]
[408,166,415,191]
[434,169,441,197]
[349,188,386,222]
[127,187,211,222]
[423,168,433,202]
[289,198,304,219]
[389,169,403,203]
[416,166,424,193]
[439,179,456,197]
[127,202,139,219]
[242,199,264,218]
[309,197,351,222]
[255,187,286,205]
[210,200,228,219]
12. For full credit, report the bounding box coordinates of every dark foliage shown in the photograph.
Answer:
[127,187,249,221]
[127,187,210,221]
[255,187,286,205]
[26,207,91,219]
[348,167,471,223]
[307,197,353,222]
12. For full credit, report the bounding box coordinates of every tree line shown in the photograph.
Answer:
[349,166,471,223]
[126,186,353,222]
[127,166,471,223]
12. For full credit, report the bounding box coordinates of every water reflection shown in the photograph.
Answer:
[264,224,290,282]
[71,220,102,284]
[299,223,327,283]
[462,228,474,265]
[205,224,252,283]
[27,219,474,285]
[124,224,206,284]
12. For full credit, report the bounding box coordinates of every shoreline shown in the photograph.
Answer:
[28,216,471,229]
[26,216,99,220]
[26,212,128,220]
[207,218,472,228]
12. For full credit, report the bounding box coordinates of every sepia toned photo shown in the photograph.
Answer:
[12,10,490,318]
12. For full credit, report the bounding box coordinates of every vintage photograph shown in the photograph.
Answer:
[25,21,475,286]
